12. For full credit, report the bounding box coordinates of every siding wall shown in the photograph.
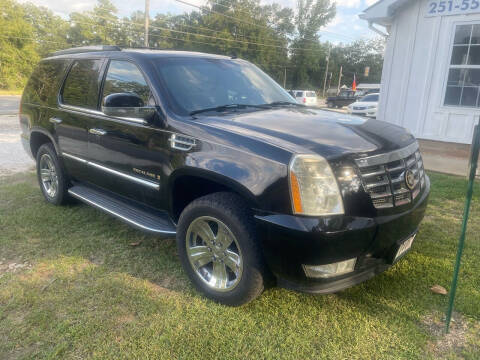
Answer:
[378,0,480,144]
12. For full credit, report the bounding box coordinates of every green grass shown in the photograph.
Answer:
[0,171,479,359]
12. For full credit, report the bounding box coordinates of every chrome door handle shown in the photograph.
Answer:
[49,117,62,124]
[89,128,107,136]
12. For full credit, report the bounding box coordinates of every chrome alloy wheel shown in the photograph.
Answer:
[39,154,58,198]
[185,216,243,292]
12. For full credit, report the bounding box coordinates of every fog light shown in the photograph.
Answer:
[303,258,356,278]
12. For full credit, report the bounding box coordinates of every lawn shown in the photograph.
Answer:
[0,171,479,359]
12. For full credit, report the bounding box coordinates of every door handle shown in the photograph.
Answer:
[49,117,62,124]
[89,128,107,136]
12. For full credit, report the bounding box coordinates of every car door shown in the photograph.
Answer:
[54,58,105,182]
[86,59,170,209]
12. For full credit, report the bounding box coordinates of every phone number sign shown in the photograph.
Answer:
[426,0,480,17]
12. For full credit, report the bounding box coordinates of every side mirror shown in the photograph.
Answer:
[102,93,155,122]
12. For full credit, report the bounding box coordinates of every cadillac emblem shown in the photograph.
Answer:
[405,169,416,190]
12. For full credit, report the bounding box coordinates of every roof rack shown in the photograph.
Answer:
[51,45,121,56]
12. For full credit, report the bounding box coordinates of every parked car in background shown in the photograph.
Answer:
[293,90,318,106]
[348,93,379,118]
[326,90,356,108]
[354,83,381,97]
[20,46,429,306]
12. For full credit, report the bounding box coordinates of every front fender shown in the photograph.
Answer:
[169,148,290,214]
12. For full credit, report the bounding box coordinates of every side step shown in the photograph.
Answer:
[68,184,177,236]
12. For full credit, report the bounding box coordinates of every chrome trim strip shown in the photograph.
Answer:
[62,152,159,190]
[62,152,88,163]
[59,103,148,125]
[88,161,159,190]
[59,103,104,116]
[68,189,176,234]
[355,142,419,168]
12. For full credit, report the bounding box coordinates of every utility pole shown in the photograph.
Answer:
[322,47,331,98]
[284,67,287,88]
[337,66,343,95]
[144,0,150,48]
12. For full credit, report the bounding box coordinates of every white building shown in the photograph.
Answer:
[360,0,480,145]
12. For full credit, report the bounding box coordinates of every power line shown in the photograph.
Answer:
[174,0,361,42]
[66,18,290,56]
[84,13,324,53]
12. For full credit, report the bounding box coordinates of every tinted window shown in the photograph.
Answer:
[62,59,103,109]
[23,60,68,105]
[295,91,304,97]
[102,60,151,105]
[156,58,293,115]
[306,91,316,97]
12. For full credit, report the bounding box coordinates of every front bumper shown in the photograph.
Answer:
[255,176,430,294]
[348,108,377,117]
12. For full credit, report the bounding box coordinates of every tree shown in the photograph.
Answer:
[67,0,118,46]
[329,38,385,87]
[0,0,40,89]
[289,0,336,89]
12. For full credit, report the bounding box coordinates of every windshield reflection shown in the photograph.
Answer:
[155,58,294,115]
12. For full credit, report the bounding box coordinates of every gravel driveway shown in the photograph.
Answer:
[0,96,35,176]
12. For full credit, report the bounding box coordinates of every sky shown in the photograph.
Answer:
[20,0,380,44]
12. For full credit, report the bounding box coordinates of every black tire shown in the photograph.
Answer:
[176,192,265,306]
[36,143,70,205]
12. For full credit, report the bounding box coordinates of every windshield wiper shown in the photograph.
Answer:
[263,101,303,107]
[190,104,266,116]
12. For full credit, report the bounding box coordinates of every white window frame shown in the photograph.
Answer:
[443,21,480,109]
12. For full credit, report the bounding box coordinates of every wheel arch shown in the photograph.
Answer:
[168,168,259,222]
[30,128,60,159]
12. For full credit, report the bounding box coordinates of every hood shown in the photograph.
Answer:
[350,101,378,107]
[195,107,416,159]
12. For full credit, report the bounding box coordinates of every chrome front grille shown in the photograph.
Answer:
[355,142,426,209]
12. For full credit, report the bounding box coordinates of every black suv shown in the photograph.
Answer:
[20,46,430,306]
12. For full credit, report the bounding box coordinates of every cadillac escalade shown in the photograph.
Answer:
[20,46,430,306]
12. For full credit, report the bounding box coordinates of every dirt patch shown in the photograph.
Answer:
[117,313,136,325]
[0,258,32,277]
[423,312,475,358]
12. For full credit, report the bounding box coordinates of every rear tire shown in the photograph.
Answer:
[176,192,265,306]
[36,143,69,205]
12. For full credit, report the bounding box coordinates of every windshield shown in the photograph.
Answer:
[361,94,379,102]
[155,58,295,115]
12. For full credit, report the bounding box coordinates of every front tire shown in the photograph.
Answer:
[176,192,265,306]
[36,143,69,205]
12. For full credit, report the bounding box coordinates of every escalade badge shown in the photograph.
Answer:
[405,169,415,190]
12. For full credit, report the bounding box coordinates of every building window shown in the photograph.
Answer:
[445,24,480,107]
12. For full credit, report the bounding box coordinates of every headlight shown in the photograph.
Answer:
[289,154,344,216]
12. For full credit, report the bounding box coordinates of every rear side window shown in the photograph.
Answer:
[62,59,103,110]
[23,60,68,105]
[306,91,316,97]
[102,60,151,105]
[295,91,303,97]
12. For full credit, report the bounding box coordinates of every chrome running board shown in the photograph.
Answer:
[68,184,176,236]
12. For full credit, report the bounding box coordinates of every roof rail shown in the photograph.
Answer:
[51,45,121,56]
